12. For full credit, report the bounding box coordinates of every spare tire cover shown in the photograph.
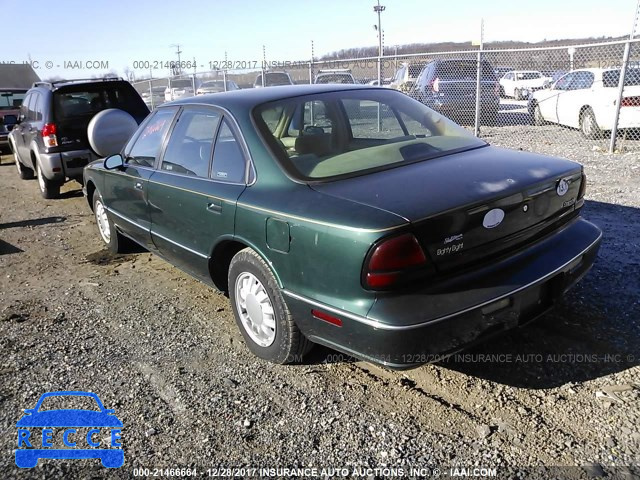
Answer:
[87,109,139,158]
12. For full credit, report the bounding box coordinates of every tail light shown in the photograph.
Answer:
[429,77,440,93]
[620,96,640,107]
[363,233,429,289]
[577,173,587,200]
[41,123,58,148]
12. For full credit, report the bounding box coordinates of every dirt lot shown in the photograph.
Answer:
[0,128,638,479]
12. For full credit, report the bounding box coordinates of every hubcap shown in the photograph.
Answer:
[37,163,46,192]
[95,200,111,243]
[234,272,276,347]
[584,114,594,135]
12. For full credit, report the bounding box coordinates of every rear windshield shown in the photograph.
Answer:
[602,69,640,87]
[53,84,148,121]
[254,89,485,181]
[0,90,27,110]
[435,61,496,80]
[257,73,292,86]
[516,72,542,80]
[170,79,193,89]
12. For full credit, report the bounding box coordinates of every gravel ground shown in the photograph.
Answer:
[0,126,638,480]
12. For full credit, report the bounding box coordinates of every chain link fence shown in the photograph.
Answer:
[132,39,640,153]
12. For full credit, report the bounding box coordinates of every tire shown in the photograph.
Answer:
[514,88,522,101]
[15,152,34,180]
[92,190,129,253]
[35,160,60,199]
[580,107,602,139]
[532,103,546,126]
[228,248,313,364]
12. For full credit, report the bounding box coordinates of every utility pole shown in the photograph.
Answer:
[169,44,182,76]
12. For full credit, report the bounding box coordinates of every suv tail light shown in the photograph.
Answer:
[363,233,429,289]
[429,77,440,93]
[620,96,640,107]
[42,123,58,147]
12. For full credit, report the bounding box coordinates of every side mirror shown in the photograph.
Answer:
[104,408,116,414]
[104,153,125,170]
[23,409,35,415]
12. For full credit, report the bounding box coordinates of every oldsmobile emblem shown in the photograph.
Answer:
[556,178,570,196]
[483,208,505,229]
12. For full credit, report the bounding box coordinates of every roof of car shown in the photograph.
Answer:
[163,84,387,110]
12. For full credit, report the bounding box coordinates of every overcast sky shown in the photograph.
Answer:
[2,0,635,79]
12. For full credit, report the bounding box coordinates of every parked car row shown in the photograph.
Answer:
[6,75,601,368]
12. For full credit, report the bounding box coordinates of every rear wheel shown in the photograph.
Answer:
[35,160,60,199]
[228,248,313,364]
[514,88,522,101]
[15,152,34,180]
[580,107,602,139]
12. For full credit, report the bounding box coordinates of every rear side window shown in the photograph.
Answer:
[161,108,221,177]
[126,107,178,167]
[211,120,246,183]
[602,69,640,87]
[54,83,148,121]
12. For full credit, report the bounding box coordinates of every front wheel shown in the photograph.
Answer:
[36,160,60,199]
[93,190,130,253]
[532,103,546,126]
[228,248,313,364]
[580,107,602,139]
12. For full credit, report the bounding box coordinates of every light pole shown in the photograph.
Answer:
[169,44,182,76]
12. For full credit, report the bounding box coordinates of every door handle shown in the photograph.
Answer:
[206,200,222,214]
[134,181,143,190]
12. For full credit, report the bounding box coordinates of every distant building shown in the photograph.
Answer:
[0,64,41,88]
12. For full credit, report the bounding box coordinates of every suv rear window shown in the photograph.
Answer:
[435,61,496,80]
[256,73,292,86]
[53,83,148,121]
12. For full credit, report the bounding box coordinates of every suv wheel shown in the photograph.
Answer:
[15,153,34,180]
[35,160,60,199]
[228,248,313,364]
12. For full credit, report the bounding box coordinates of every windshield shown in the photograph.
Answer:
[0,90,27,110]
[254,89,485,181]
[202,81,224,88]
[516,72,542,80]
[170,79,193,89]
[316,74,354,84]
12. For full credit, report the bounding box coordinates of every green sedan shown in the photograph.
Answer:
[83,84,601,369]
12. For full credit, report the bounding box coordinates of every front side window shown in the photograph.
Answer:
[255,89,484,180]
[126,107,178,167]
[161,108,221,177]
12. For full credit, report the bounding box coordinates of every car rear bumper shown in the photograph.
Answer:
[286,216,602,369]
[40,149,96,180]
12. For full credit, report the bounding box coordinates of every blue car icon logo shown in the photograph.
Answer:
[15,391,123,468]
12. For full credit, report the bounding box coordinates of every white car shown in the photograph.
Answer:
[529,68,640,138]
[500,70,550,100]
[164,78,198,102]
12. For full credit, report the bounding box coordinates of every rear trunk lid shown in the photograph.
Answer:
[311,145,583,271]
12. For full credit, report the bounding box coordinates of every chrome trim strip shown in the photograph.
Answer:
[283,230,602,331]
[236,202,406,233]
[147,179,238,202]
[151,230,210,259]
[106,207,150,233]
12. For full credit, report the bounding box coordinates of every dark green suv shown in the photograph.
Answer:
[9,78,149,198]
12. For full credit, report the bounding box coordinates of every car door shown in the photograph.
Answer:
[556,71,594,128]
[539,72,575,123]
[103,106,179,249]
[147,106,249,282]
